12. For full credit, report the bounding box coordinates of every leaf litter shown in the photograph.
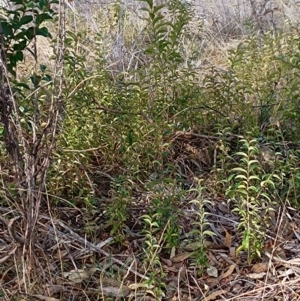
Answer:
[0,135,300,300]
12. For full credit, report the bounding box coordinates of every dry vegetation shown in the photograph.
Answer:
[1,0,300,300]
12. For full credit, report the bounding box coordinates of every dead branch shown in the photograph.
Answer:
[0,215,25,245]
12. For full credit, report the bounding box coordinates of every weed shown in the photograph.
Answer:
[188,178,216,273]
[142,213,166,299]
[226,138,280,262]
[146,176,185,249]
[106,176,134,240]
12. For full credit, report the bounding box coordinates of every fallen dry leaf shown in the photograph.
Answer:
[171,252,193,263]
[184,242,203,251]
[161,257,173,267]
[164,265,182,273]
[184,240,225,251]
[128,283,154,290]
[204,289,227,301]
[251,262,268,273]
[207,266,218,278]
[247,272,266,279]
[45,284,65,295]
[218,264,236,281]
[278,268,295,277]
[165,280,176,300]
[229,247,236,259]
[170,246,176,258]
[101,286,130,297]
[100,278,130,297]
[63,267,98,283]
[223,229,232,248]
[31,296,60,301]
[178,265,187,280]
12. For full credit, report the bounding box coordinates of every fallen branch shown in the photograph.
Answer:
[39,218,149,281]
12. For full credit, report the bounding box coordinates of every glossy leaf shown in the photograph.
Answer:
[37,27,51,38]
[20,15,33,26]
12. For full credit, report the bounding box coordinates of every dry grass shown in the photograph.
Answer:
[1,0,300,300]
[55,0,300,81]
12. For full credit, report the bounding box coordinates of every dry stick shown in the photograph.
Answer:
[224,278,300,301]
[172,130,240,141]
[63,146,102,152]
[39,219,149,281]
[67,75,111,99]
[0,245,18,264]
[261,205,285,301]
[0,215,26,245]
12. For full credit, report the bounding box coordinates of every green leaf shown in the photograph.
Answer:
[7,64,16,76]
[261,180,274,188]
[15,50,23,62]
[39,0,48,9]
[25,27,35,39]
[42,74,52,82]
[139,7,151,14]
[248,146,258,153]
[227,174,236,181]
[203,230,217,237]
[13,40,27,51]
[260,193,271,202]
[235,151,248,157]
[248,186,258,193]
[66,30,78,41]
[271,174,281,181]
[20,15,33,26]
[155,27,169,36]
[15,82,30,90]
[235,175,247,180]
[232,207,242,214]
[153,4,165,14]
[37,27,51,38]
[30,74,42,86]
[248,159,259,165]
[14,30,26,39]
[1,21,13,36]
[240,157,248,164]
[248,175,260,181]
[249,139,258,144]
[242,230,250,250]
[7,9,20,18]
[152,15,165,27]
[236,183,247,189]
[26,1,39,9]
[145,46,155,55]
[40,64,47,72]
[232,167,247,174]
[127,129,133,146]
[149,12,155,20]
[36,13,53,26]
[241,141,249,149]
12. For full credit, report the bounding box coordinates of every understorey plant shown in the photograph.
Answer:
[188,178,216,274]
[226,138,280,263]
